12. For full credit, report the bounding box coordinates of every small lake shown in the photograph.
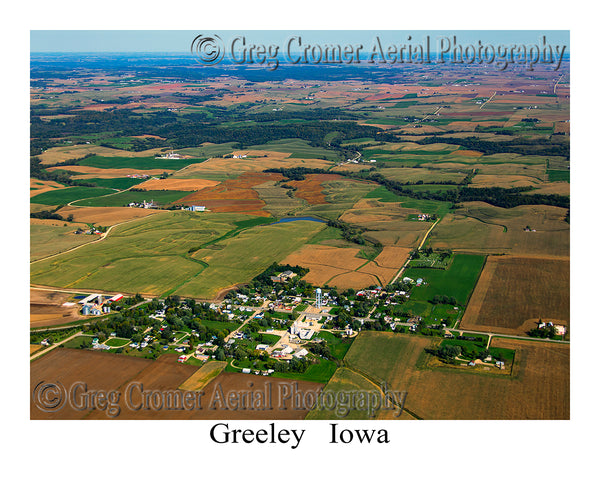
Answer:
[269,216,327,225]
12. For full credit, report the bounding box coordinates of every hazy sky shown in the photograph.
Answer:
[31,30,569,53]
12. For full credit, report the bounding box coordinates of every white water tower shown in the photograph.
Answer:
[315,288,322,308]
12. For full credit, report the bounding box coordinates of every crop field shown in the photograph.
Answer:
[282,244,367,285]
[429,203,570,257]
[461,256,569,335]
[37,144,167,164]
[80,177,148,190]
[248,138,340,161]
[47,165,177,178]
[305,368,381,420]
[30,178,66,197]
[253,180,306,217]
[30,222,97,261]
[78,155,201,171]
[54,206,159,226]
[177,172,284,216]
[179,219,326,298]
[72,189,190,207]
[178,361,227,390]
[30,186,117,205]
[30,348,152,419]
[30,211,242,296]
[287,174,350,204]
[404,254,485,305]
[134,178,219,191]
[299,180,378,221]
[339,198,433,248]
[173,150,333,181]
[342,331,569,419]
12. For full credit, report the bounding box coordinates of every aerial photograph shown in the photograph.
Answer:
[29,30,570,420]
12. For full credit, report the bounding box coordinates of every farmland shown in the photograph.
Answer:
[461,256,570,335]
[31,349,323,419]
[29,52,570,422]
[337,331,569,419]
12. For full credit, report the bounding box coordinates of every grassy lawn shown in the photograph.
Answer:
[272,359,338,383]
[105,337,130,347]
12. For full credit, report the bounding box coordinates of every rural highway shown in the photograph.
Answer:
[480,91,496,110]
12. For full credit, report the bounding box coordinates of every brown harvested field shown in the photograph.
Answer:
[174,152,332,179]
[525,182,570,196]
[356,246,411,285]
[461,256,569,335]
[406,337,570,419]
[55,206,159,225]
[287,174,348,204]
[31,349,323,419]
[429,203,570,257]
[178,172,283,216]
[46,165,176,178]
[328,271,380,290]
[282,244,367,286]
[135,178,219,191]
[339,198,431,248]
[30,288,84,328]
[30,179,66,197]
[347,332,569,420]
[31,349,155,419]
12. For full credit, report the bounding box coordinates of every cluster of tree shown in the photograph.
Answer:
[426,344,462,364]
[415,135,569,158]
[527,325,558,339]
[326,219,371,246]
[430,295,458,305]
[30,206,73,222]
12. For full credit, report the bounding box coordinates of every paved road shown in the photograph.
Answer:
[30,330,83,361]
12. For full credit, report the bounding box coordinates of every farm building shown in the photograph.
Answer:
[187,205,206,212]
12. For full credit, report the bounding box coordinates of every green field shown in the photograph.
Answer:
[72,189,189,207]
[404,254,486,305]
[78,155,203,170]
[300,180,377,220]
[177,219,326,298]
[30,211,241,295]
[30,223,97,261]
[81,177,147,190]
[272,359,338,383]
[62,335,93,349]
[105,337,130,347]
[547,169,570,182]
[198,319,242,332]
[30,186,116,205]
